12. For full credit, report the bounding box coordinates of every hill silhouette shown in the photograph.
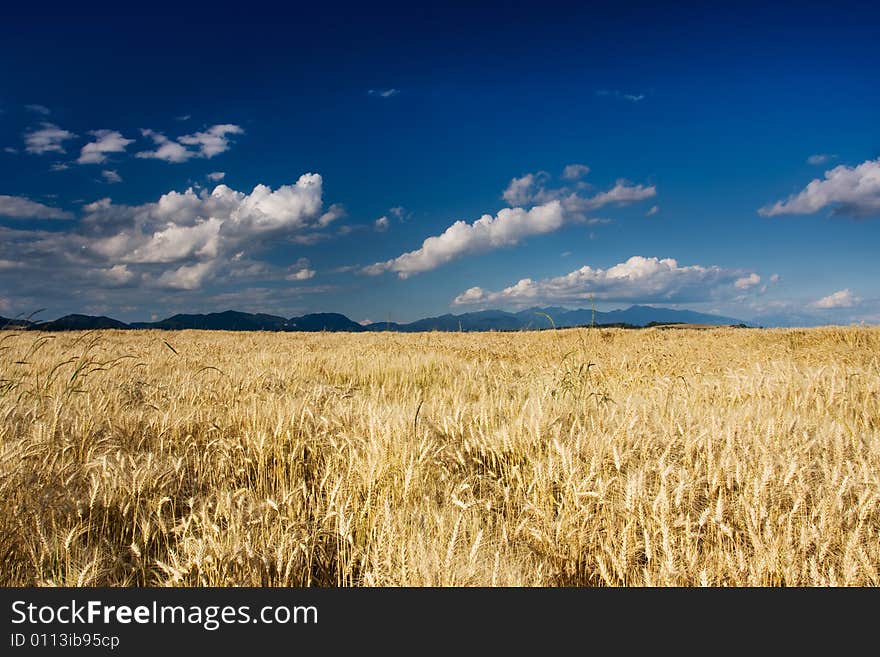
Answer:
[9,305,750,332]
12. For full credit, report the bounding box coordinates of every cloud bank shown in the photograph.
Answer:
[0,174,338,300]
[452,256,757,306]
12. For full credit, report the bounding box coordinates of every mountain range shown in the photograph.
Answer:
[0,305,749,332]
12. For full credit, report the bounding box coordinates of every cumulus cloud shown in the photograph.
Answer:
[812,288,861,309]
[178,124,243,158]
[101,169,122,184]
[562,163,590,180]
[100,264,135,285]
[368,88,400,98]
[156,261,215,290]
[367,170,656,277]
[374,216,390,232]
[24,123,76,154]
[288,269,316,281]
[646,205,659,216]
[502,170,655,212]
[734,273,761,289]
[207,171,226,181]
[365,201,566,278]
[286,260,316,281]
[502,172,550,205]
[84,175,326,268]
[136,129,192,163]
[0,195,73,220]
[0,174,337,305]
[136,124,243,163]
[452,256,757,306]
[759,158,880,218]
[77,130,134,164]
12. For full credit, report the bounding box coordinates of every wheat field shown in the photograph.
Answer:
[0,326,878,586]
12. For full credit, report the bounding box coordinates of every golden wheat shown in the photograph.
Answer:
[0,326,878,586]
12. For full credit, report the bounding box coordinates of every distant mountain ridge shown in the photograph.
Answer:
[364,305,746,331]
[10,305,750,333]
[0,315,36,329]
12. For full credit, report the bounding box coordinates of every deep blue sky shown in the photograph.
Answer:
[2,1,879,325]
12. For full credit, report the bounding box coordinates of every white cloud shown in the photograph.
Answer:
[77,130,134,164]
[452,256,756,306]
[502,172,550,205]
[646,205,659,216]
[68,174,331,291]
[286,267,316,281]
[0,195,73,220]
[367,170,656,277]
[570,180,656,211]
[94,217,223,264]
[100,264,134,285]
[178,124,243,158]
[50,163,70,171]
[83,198,112,212]
[3,147,18,154]
[136,124,243,163]
[102,169,122,184]
[364,201,566,278]
[390,206,406,219]
[279,257,316,281]
[812,289,861,309]
[759,158,880,218]
[561,163,590,180]
[318,203,346,226]
[25,104,51,115]
[368,88,400,98]
[734,273,761,289]
[136,129,193,162]
[175,114,191,121]
[807,154,836,166]
[207,171,226,181]
[375,216,390,232]
[24,123,76,154]
[503,170,655,212]
[156,261,215,290]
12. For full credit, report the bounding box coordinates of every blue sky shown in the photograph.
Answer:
[1,1,879,326]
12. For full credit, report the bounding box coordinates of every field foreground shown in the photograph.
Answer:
[1,327,878,586]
